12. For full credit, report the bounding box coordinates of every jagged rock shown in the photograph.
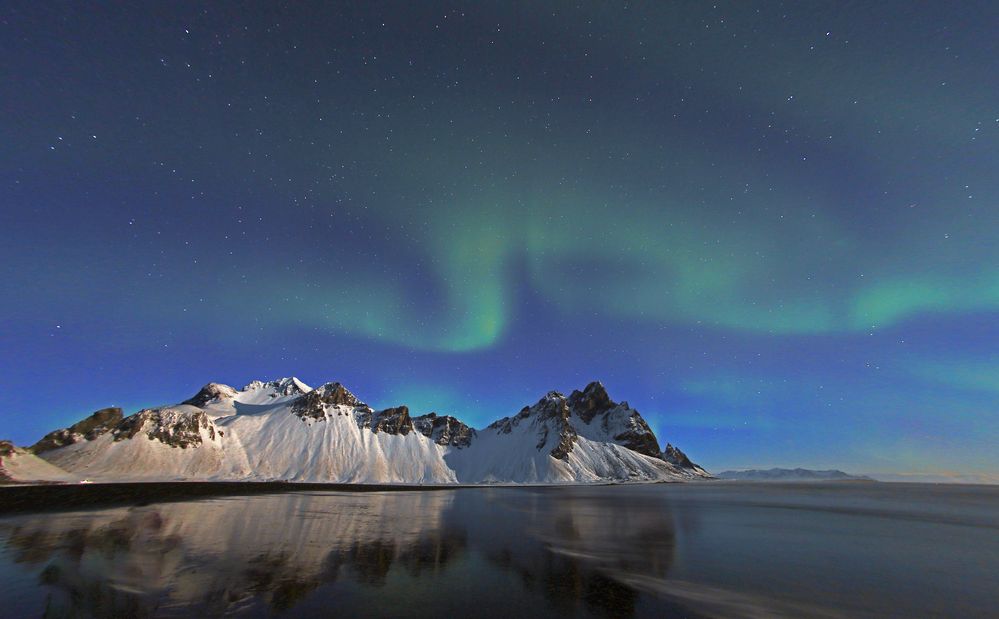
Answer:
[292,382,364,420]
[567,381,615,423]
[537,394,577,460]
[367,406,413,435]
[487,406,531,435]
[0,440,15,458]
[568,384,662,459]
[25,376,710,483]
[31,407,124,453]
[112,409,216,449]
[485,383,673,463]
[491,392,578,460]
[610,412,661,459]
[183,383,238,407]
[243,377,311,397]
[661,444,694,469]
[413,413,476,448]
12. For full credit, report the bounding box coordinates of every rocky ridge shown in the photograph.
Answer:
[13,377,710,484]
[413,413,476,448]
[31,407,124,453]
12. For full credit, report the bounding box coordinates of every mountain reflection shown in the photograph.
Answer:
[472,487,679,618]
[0,487,682,618]
[1,491,464,617]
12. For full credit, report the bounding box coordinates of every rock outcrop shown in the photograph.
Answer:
[24,377,709,484]
[413,413,476,448]
[292,382,365,420]
[31,407,124,453]
[113,408,219,449]
[183,383,238,407]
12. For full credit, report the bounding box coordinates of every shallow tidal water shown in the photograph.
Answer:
[0,482,996,618]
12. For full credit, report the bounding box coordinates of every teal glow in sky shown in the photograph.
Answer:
[2,2,997,477]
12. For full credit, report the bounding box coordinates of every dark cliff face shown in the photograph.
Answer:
[366,406,414,435]
[292,383,364,420]
[413,413,476,448]
[490,392,579,461]
[537,394,578,461]
[31,407,124,454]
[660,444,708,475]
[487,406,532,435]
[488,383,674,464]
[112,409,216,448]
[567,382,615,424]
[611,413,662,459]
[570,383,663,459]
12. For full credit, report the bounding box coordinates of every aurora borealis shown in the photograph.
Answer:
[2,2,997,478]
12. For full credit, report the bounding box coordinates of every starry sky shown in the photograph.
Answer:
[2,2,997,477]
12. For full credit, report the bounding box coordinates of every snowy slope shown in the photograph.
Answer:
[39,406,230,481]
[215,401,457,483]
[0,440,76,483]
[447,384,709,483]
[26,378,709,484]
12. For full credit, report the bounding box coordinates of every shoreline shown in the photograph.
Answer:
[0,479,682,514]
[0,480,480,514]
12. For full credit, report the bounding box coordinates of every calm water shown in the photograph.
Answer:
[1,482,997,618]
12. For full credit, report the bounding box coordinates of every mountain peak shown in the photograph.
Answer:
[662,443,694,469]
[292,382,366,419]
[365,405,413,435]
[26,377,711,484]
[183,383,238,407]
[413,412,476,448]
[312,382,361,404]
[242,377,312,396]
[567,380,615,423]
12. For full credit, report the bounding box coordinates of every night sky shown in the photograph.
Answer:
[2,2,997,477]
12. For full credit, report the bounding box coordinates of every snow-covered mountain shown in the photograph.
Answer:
[0,440,77,483]
[446,382,707,483]
[10,378,710,484]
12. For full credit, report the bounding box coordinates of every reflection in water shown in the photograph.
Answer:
[0,488,682,618]
[2,492,465,617]
[473,488,680,618]
[2,483,997,618]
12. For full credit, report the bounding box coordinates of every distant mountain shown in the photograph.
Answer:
[716,468,872,482]
[6,379,710,484]
[870,472,999,485]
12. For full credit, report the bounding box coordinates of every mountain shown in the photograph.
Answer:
[10,378,709,485]
[31,407,123,453]
[867,472,999,485]
[1,440,76,483]
[446,382,707,483]
[716,468,872,482]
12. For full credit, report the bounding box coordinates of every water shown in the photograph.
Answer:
[0,482,996,618]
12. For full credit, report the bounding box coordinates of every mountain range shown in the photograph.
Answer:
[716,468,872,482]
[0,378,710,484]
